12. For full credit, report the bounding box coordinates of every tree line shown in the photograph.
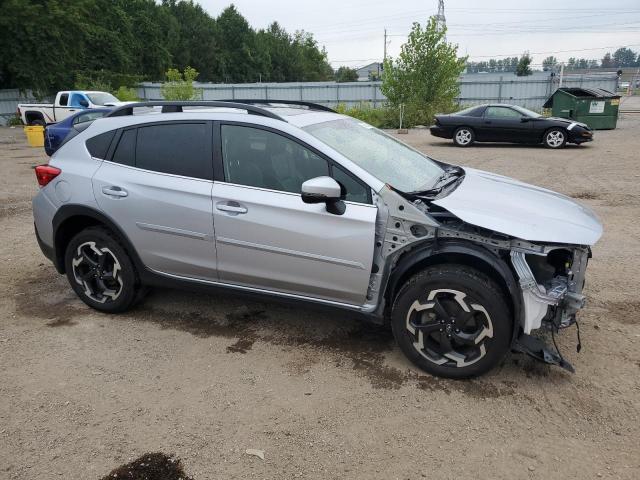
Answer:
[0,0,334,95]
[466,47,639,74]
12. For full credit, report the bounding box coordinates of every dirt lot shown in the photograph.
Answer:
[1,116,639,480]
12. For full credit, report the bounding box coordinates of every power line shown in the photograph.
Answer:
[329,43,640,64]
[315,17,640,42]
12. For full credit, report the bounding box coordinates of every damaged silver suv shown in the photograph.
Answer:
[32,101,602,378]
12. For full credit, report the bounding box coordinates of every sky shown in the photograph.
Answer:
[198,0,640,69]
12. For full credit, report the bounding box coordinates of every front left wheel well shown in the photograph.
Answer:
[384,249,521,338]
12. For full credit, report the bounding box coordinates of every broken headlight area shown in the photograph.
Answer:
[511,247,590,372]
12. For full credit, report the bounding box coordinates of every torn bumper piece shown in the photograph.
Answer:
[513,334,575,373]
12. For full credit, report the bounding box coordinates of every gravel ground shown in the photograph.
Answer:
[0,116,638,479]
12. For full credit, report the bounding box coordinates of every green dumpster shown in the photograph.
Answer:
[542,87,621,130]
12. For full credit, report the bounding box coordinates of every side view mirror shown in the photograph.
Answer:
[301,176,345,215]
[520,116,530,122]
[79,99,89,108]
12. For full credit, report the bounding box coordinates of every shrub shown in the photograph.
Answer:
[6,115,23,126]
[335,102,454,129]
[112,86,139,102]
[160,67,202,101]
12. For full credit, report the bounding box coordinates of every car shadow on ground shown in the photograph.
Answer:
[428,141,588,151]
[14,266,568,397]
[428,140,586,149]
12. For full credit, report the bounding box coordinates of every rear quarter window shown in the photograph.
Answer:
[85,130,116,159]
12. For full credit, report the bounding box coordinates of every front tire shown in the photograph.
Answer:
[391,265,512,379]
[64,227,141,313]
[543,128,567,148]
[453,127,475,147]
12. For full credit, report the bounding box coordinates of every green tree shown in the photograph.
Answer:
[161,66,201,100]
[381,18,466,115]
[612,47,637,67]
[162,0,221,81]
[516,53,532,76]
[601,53,614,68]
[542,56,558,69]
[216,5,262,82]
[0,0,335,91]
[124,0,173,80]
[256,22,292,82]
[0,0,86,95]
[335,66,358,82]
[290,31,334,81]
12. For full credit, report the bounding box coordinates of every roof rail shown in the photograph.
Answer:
[104,101,286,121]
[223,99,336,113]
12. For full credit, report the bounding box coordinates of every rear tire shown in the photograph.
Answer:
[391,265,512,379]
[453,127,475,147]
[543,128,567,149]
[29,118,45,127]
[64,227,141,313]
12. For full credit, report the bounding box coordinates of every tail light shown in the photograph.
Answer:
[34,164,61,187]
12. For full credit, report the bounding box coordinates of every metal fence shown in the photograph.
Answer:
[137,81,387,107]
[0,89,51,125]
[0,72,619,125]
[456,72,619,110]
[136,72,618,111]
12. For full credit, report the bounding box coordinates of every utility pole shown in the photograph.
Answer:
[383,28,387,63]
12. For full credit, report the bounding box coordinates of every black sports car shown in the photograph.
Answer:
[429,104,593,148]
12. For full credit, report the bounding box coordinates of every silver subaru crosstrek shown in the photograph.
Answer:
[32,101,603,378]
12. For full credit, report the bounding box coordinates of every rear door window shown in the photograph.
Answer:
[135,123,211,180]
[59,93,69,106]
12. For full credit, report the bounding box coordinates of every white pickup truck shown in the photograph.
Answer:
[17,90,128,125]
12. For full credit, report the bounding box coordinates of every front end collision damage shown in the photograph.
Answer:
[366,184,596,372]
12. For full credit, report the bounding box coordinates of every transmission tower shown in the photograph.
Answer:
[434,0,446,33]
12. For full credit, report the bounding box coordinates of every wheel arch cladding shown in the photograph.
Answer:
[385,241,523,343]
[52,205,144,275]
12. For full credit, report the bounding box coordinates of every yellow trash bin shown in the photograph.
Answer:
[24,125,45,147]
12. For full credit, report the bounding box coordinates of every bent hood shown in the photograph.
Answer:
[433,168,603,245]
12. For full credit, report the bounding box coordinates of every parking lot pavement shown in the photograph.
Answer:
[1,120,639,479]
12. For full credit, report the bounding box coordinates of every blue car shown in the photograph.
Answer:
[44,108,111,156]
